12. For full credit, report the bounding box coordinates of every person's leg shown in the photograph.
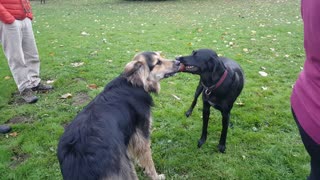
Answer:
[0,20,38,103]
[0,20,32,92]
[21,18,41,88]
[292,108,320,180]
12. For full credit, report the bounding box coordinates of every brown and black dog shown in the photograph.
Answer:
[176,49,244,153]
[57,52,180,180]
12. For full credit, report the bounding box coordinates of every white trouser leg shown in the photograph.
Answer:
[0,18,40,92]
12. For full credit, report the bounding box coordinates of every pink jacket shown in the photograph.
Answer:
[0,0,33,24]
[291,0,320,144]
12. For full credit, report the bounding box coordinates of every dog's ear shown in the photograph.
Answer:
[124,61,143,77]
[123,61,148,89]
[211,54,224,72]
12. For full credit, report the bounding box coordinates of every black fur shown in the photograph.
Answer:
[57,76,153,180]
[176,49,244,153]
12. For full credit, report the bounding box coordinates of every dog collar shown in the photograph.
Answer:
[201,69,228,96]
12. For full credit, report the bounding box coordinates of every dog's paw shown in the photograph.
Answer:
[185,110,192,117]
[218,144,226,153]
[156,174,165,180]
[197,139,205,148]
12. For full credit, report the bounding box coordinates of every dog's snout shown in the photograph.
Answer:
[175,60,180,66]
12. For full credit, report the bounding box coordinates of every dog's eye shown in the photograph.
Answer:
[156,60,162,65]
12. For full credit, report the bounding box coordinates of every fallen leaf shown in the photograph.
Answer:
[4,76,11,80]
[261,86,268,90]
[46,80,55,84]
[71,62,84,67]
[61,93,72,99]
[259,71,268,77]
[236,102,245,106]
[172,94,181,100]
[9,132,18,137]
[49,147,55,152]
[90,51,98,56]
[87,84,98,90]
[81,31,90,36]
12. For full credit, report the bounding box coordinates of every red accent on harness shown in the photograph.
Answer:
[202,69,228,96]
[214,69,228,90]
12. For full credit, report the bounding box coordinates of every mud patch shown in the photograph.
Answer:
[6,116,33,124]
[8,92,26,105]
[72,92,91,106]
[10,148,30,169]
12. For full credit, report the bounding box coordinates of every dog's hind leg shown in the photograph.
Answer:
[217,110,231,153]
[128,130,165,180]
[198,101,210,148]
[186,81,203,117]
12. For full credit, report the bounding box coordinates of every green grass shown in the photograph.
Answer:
[0,0,308,179]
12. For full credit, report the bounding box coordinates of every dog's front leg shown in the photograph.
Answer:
[198,101,210,148]
[218,110,230,153]
[186,81,203,117]
[128,130,165,180]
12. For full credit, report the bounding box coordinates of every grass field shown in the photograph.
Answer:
[0,0,308,179]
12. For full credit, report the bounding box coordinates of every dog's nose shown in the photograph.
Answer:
[175,60,180,66]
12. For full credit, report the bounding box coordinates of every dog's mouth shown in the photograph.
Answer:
[164,72,177,78]
[178,63,198,72]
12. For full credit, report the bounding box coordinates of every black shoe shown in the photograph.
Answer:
[0,125,11,134]
[31,83,54,92]
[21,88,38,103]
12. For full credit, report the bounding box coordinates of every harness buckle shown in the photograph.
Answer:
[205,89,211,96]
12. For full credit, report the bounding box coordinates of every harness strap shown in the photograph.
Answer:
[201,69,228,96]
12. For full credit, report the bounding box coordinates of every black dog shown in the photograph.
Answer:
[176,49,244,153]
[57,52,179,180]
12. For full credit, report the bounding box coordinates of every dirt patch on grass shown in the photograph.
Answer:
[10,148,30,169]
[72,92,91,106]
[6,116,33,124]
[8,92,27,105]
